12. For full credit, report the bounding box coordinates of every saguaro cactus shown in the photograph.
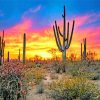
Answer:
[23,33,26,64]
[0,37,2,65]
[81,43,82,60]
[7,51,9,62]
[2,30,5,63]
[83,38,87,60]
[53,6,75,61]
[18,49,20,61]
[81,38,87,60]
[0,30,5,65]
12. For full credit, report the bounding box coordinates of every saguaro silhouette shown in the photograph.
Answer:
[23,33,26,64]
[53,6,75,61]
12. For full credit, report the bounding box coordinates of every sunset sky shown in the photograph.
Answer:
[0,0,100,60]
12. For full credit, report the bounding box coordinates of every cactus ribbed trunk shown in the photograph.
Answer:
[62,50,66,62]
[23,33,26,64]
[53,6,75,62]
[62,6,66,61]
[2,30,5,63]
[81,43,82,60]
[81,38,87,60]
[0,30,5,65]
[0,37,2,65]
[7,51,9,62]
[18,49,20,61]
[83,38,86,60]
[85,38,87,60]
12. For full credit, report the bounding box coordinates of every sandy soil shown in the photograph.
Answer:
[26,89,52,100]
[26,73,100,100]
[26,73,52,100]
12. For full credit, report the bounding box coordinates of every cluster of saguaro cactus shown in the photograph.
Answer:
[81,38,87,60]
[0,30,5,65]
[23,33,26,64]
[53,6,75,61]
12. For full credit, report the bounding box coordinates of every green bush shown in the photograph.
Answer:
[36,82,44,94]
[52,61,61,73]
[48,77,100,100]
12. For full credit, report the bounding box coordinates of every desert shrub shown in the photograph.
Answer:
[51,61,73,73]
[48,77,100,100]
[69,64,100,81]
[69,68,80,76]
[51,61,61,73]
[34,62,42,68]
[81,60,89,67]
[26,61,43,68]
[60,62,68,72]
[50,73,58,80]
[23,68,35,83]
[33,68,45,84]
[23,67,45,84]
[36,81,44,94]
[88,72,100,80]
[95,95,100,100]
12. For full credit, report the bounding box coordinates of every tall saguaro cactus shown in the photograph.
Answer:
[2,30,5,63]
[23,33,26,64]
[83,38,87,60]
[81,38,87,60]
[81,43,82,60]
[53,6,75,61]
[0,30,5,65]
[18,49,20,61]
[7,51,9,62]
[0,37,2,65]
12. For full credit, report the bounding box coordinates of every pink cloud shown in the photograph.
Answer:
[75,15,90,28]
[0,13,99,59]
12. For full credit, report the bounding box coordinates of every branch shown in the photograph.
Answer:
[58,26,63,37]
[53,25,63,52]
[68,20,75,48]
[67,22,69,43]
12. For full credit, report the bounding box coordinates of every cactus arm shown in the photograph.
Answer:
[53,25,63,52]
[64,22,69,45]
[0,37,1,49]
[58,26,63,37]
[55,21,64,51]
[67,22,69,43]
[3,30,4,39]
[68,20,75,48]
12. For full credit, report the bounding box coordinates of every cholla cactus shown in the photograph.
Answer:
[1,74,26,100]
[53,6,75,61]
